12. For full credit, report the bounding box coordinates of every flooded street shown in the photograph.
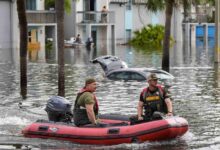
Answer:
[0,41,220,149]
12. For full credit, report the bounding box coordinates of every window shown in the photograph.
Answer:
[126,0,132,10]
[130,72,146,81]
[126,29,131,42]
[28,31,32,42]
[108,71,145,81]
[108,72,130,80]
[26,0,36,10]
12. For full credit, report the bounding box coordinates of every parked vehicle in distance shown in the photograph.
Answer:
[91,55,174,81]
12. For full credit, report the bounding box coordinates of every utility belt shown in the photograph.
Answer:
[129,112,164,125]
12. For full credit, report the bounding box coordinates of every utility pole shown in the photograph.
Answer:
[215,0,220,62]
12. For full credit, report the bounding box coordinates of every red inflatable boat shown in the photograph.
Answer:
[22,116,188,145]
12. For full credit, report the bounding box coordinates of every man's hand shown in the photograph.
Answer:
[138,116,144,120]
[166,112,173,116]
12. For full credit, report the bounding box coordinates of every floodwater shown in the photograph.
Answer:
[0,40,220,150]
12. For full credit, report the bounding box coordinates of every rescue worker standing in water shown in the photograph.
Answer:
[137,73,173,122]
[73,78,99,126]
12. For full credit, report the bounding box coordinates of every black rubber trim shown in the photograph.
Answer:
[38,126,48,131]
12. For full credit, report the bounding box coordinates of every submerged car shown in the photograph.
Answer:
[91,55,174,81]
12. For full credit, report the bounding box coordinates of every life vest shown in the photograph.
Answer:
[141,85,168,117]
[73,88,99,126]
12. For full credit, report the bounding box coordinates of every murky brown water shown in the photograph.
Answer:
[0,41,219,149]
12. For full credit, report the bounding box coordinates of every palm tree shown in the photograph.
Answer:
[17,0,27,99]
[46,0,71,14]
[145,0,174,72]
[162,0,215,71]
[56,0,65,97]
[146,0,165,12]
[162,0,175,72]
[146,0,215,72]
[182,0,215,22]
[183,0,191,22]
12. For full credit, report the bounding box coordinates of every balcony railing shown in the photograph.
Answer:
[110,0,147,4]
[132,0,147,4]
[110,0,129,4]
[26,10,56,24]
[77,11,115,24]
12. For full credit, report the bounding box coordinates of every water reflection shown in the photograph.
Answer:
[0,40,220,149]
[171,40,214,68]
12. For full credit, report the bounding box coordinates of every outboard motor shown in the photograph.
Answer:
[45,96,73,122]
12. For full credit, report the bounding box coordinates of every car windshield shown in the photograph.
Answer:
[108,71,146,81]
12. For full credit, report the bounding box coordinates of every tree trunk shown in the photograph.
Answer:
[162,0,174,72]
[183,0,190,22]
[17,0,27,99]
[56,0,65,97]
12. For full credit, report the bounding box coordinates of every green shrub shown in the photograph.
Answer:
[45,40,53,51]
[45,0,55,10]
[129,24,173,50]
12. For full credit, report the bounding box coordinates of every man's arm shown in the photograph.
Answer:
[137,101,144,120]
[162,87,173,116]
[85,104,97,124]
[165,98,173,116]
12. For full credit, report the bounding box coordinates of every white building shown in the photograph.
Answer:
[0,0,185,62]
[0,0,18,63]
[26,0,57,61]
[0,0,16,50]
[0,0,57,62]
[63,0,184,50]
[109,0,183,43]
[65,0,116,52]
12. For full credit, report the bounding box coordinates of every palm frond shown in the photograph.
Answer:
[145,0,165,12]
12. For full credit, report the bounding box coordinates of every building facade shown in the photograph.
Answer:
[66,0,116,52]
[26,0,57,61]
[1,0,185,62]
[0,0,57,62]
[0,0,18,63]
[109,0,183,44]
[0,0,15,50]
[64,0,184,47]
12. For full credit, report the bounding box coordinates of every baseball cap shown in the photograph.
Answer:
[147,73,158,81]
[85,78,96,85]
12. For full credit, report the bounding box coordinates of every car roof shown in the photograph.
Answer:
[90,55,128,73]
[107,67,174,79]
[91,55,174,80]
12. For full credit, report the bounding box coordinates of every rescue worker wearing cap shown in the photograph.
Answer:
[137,73,173,122]
[73,78,99,126]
